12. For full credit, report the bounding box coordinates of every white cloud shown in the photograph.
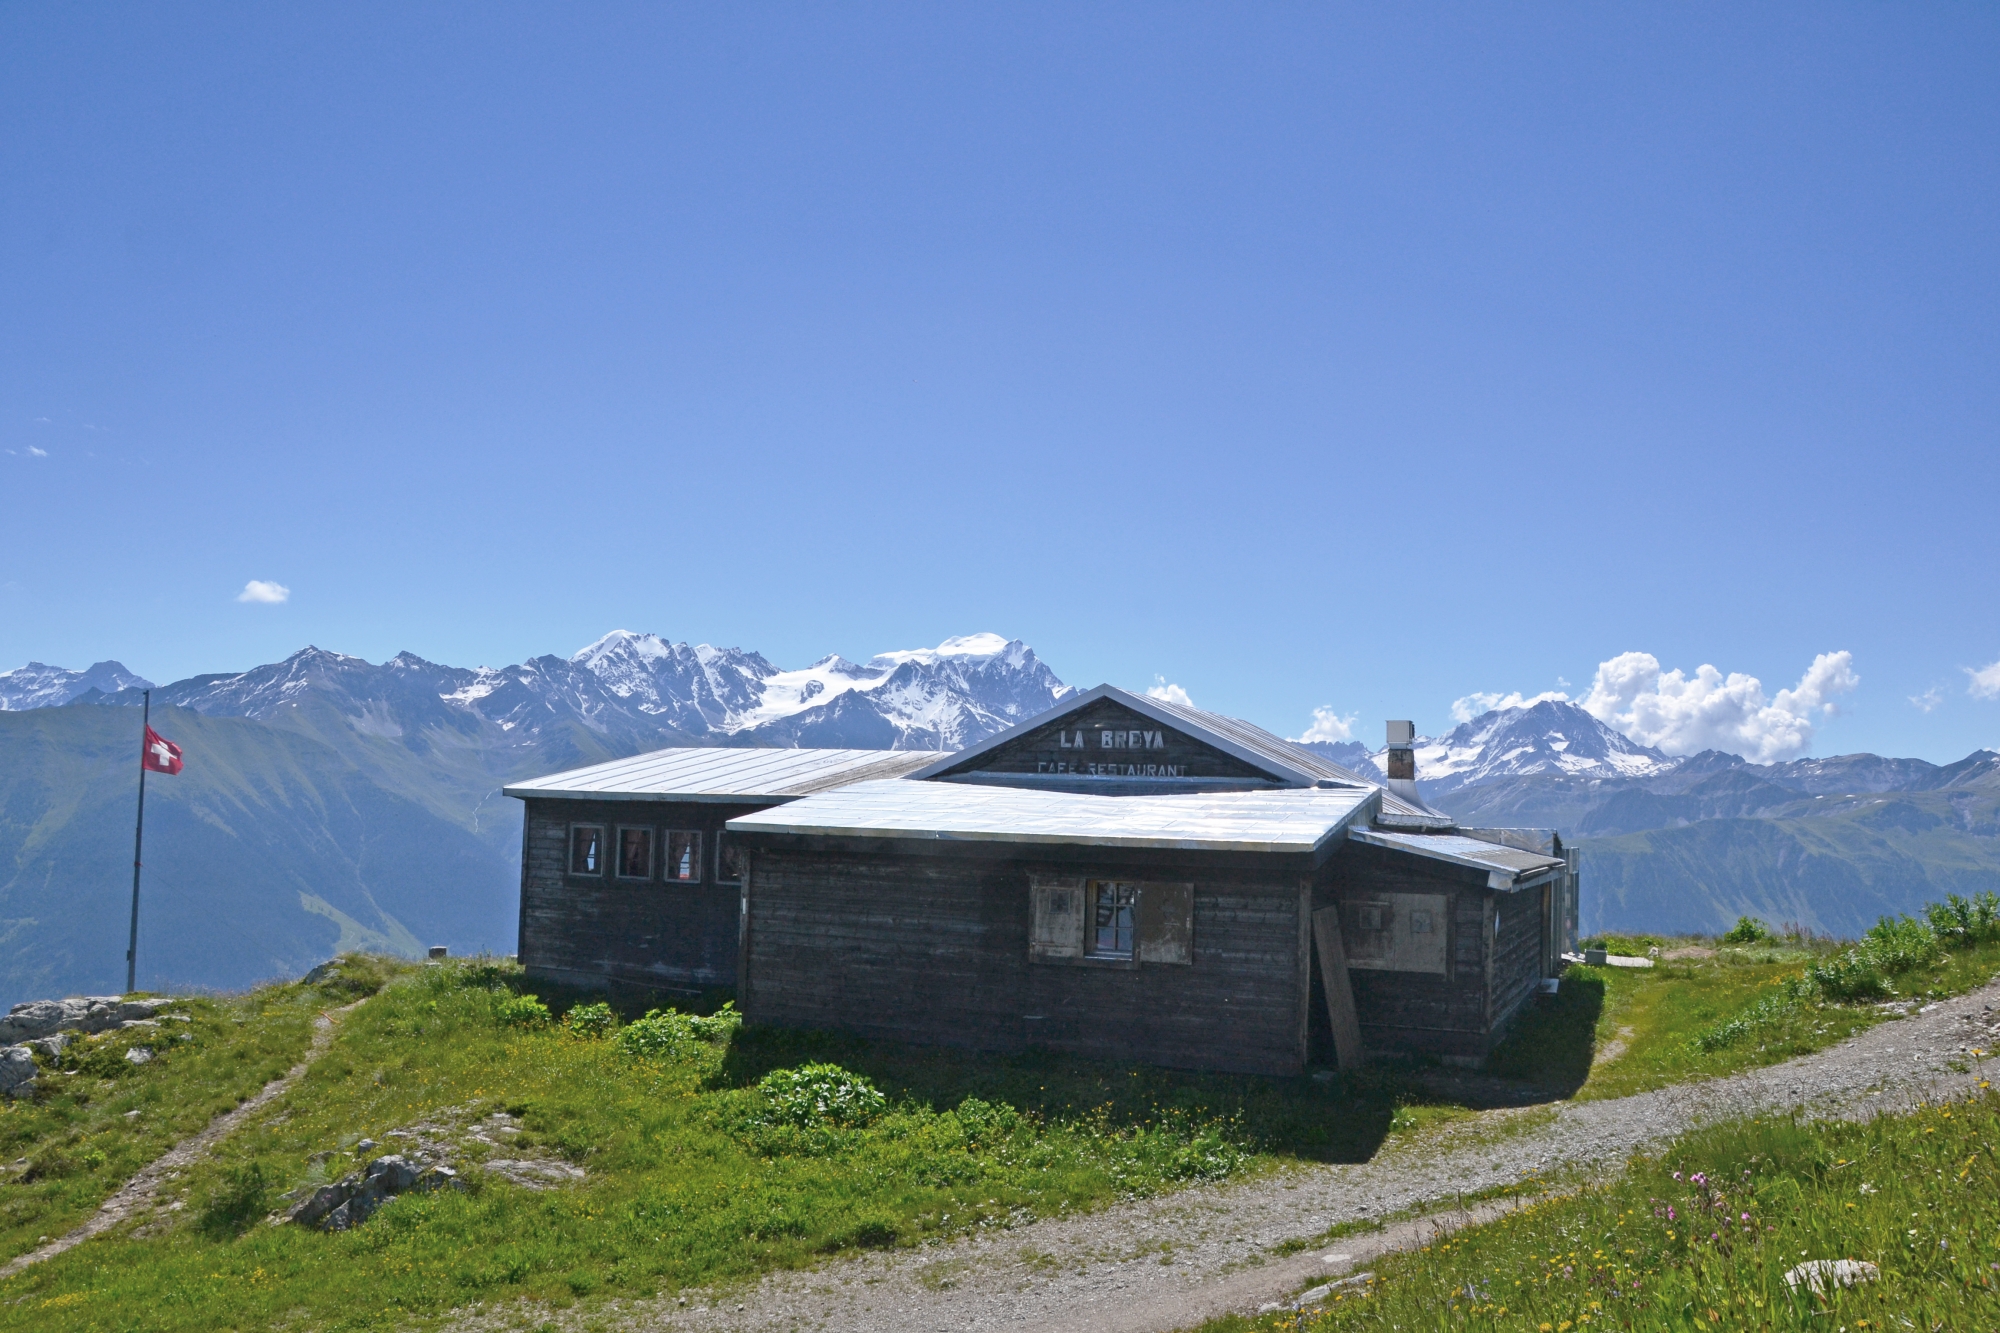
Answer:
[1578,650,1858,763]
[1449,689,1569,724]
[1294,706,1357,744]
[1910,686,1945,713]
[1968,660,2000,700]
[236,579,291,604]
[1145,676,1193,707]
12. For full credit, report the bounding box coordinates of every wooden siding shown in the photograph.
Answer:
[742,845,1308,1076]
[1488,875,1548,1037]
[1317,841,1495,1065]
[936,697,1270,785]
[518,797,755,994]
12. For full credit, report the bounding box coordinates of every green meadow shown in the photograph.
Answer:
[1,893,1995,1330]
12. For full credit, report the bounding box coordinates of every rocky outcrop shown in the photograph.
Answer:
[0,997,173,1044]
[286,1154,463,1230]
[0,996,179,1098]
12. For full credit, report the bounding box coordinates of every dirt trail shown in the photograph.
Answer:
[499,977,1999,1333]
[0,998,363,1281]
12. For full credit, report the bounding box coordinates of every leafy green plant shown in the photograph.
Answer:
[612,1002,739,1060]
[495,992,552,1028]
[1721,915,1771,944]
[562,1001,615,1038]
[757,1062,887,1128]
[1925,890,2000,945]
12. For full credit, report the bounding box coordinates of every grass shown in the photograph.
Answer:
[1190,1079,2000,1332]
[5,893,1997,1330]
[0,956,400,1264]
[1484,925,2000,1102]
[0,957,1503,1332]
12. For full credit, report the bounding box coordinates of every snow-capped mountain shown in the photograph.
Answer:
[1352,699,1679,793]
[62,631,1071,758]
[0,660,152,711]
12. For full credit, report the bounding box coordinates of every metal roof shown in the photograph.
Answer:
[728,779,1380,854]
[502,747,944,803]
[1349,828,1566,890]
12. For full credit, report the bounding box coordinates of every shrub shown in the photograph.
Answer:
[952,1095,1021,1144]
[613,1002,739,1060]
[494,993,551,1028]
[1721,916,1770,944]
[1862,913,1942,973]
[1798,948,1890,1001]
[563,1001,615,1038]
[756,1063,887,1129]
[1925,890,2000,945]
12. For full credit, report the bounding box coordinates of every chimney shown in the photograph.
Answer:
[1383,719,1432,811]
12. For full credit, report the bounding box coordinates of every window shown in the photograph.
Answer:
[1086,881,1136,959]
[568,824,605,876]
[663,830,702,883]
[716,832,748,884]
[1031,876,1192,965]
[1340,893,1449,975]
[616,826,654,880]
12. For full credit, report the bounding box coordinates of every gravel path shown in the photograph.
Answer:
[484,976,2000,1333]
[0,998,363,1281]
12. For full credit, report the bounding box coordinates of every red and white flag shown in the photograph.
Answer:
[142,725,183,775]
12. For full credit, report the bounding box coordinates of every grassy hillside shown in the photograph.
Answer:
[1199,1090,2000,1333]
[0,705,519,1004]
[1580,788,2000,937]
[5,906,1996,1331]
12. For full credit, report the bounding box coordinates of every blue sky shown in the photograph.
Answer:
[3,5,1996,762]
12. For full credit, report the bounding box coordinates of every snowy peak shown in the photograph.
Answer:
[1366,699,1679,792]
[11,632,1072,757]
[0,660,154,711]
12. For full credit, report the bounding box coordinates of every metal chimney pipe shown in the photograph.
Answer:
[1385,720,1416,781]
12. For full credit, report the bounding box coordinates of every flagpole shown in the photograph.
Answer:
[127,689,149,995]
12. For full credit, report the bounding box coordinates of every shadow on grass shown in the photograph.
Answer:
[1480,971,1606,1097]
[713,1023,1419,1165]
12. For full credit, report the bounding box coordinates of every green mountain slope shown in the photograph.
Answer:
[1580,786,2000,936]
[0,705,517,1004]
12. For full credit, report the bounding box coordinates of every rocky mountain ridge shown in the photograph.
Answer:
[71,630,1069,757]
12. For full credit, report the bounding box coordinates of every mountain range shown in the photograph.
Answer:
[1303,699,2000,938]
[2,638,1995,1003]
[0,633,1068,1003]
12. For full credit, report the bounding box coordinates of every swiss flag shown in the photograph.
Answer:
[142,725,184,775]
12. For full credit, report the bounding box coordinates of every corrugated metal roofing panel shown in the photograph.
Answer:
[728,780,1379,854]
[502,748,943,802]
[1350,828,1565,886]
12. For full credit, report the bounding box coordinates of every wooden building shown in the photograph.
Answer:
[506,685,1580,1075]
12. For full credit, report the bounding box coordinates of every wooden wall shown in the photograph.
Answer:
[1314,841,1553,1065]
[1318,842,1491,1065]
[1488,875,1548,1039]
[518,797,755,994]
[741,842,1310,1077]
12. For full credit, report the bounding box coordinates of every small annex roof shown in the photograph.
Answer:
[727,778,1380,856]
[502,747,944,804]
[904,683,1453,828]
[1349,828,1565,890]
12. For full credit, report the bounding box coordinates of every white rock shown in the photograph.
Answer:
[1783,1259,1879,1294]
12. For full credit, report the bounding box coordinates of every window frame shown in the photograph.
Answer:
[1084,880,1138,961]
[566,822,607,879]
[714,831,747,885]
[614,825,656,882]
[661,829,704,885]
